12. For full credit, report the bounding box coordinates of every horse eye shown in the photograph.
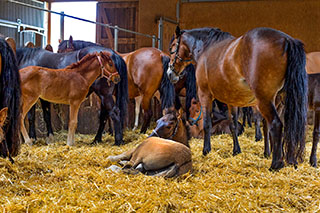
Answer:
[196,110,199,113]
[166,126,171,129]
[109,63,113,67]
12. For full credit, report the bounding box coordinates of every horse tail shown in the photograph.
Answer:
[283,38,308,164]
[184,64,197,119]
[0,38,21,158]
[160,55,175,110]
[112,52,128,127]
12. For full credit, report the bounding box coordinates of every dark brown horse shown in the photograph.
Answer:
[108,109,192,177]
[20,51,120,146]
[0,37,21,163]
[167,26,308,170]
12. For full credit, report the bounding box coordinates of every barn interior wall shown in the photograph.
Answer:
[179,0,320,52]
[138,0,178,52]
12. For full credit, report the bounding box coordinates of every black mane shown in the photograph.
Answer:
[16,47,43,65]
[0,38,21,158]
[58,40,102,51]
[185,27,233,49]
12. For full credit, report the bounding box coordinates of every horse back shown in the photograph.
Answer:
[306,52,320,74]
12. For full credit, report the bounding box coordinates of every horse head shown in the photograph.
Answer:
[97,51,121,84]
[167,26,193,84]
[57,35,75,53]
[188,98,202,126]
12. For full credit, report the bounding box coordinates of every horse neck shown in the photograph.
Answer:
[183,34,204,62]
[73,57,101,85]
[172,118,189,147]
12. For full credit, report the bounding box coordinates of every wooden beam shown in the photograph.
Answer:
[100,10,114,48]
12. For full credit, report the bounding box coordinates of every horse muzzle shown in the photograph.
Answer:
[167,67,180,84]
[111,74,121,84]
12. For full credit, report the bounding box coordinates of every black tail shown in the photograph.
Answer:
[184,64,197,119]
[112,52,128,127]
[283,38,308,164]
[159,56,176,110]
[0,38,21,158]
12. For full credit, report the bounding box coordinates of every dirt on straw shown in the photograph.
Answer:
[1,125,320,212]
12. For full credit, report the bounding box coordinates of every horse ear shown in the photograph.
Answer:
[177,108,183,119]
[175,26,181,37]
[0,107,8,127]
[5,37,16,55]
[58,39,62,44]
[69,35,73,43]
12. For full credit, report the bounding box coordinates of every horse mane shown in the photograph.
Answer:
[58,39,102,51]
[184,64,197,119]
[159,55,176,110]
[65,52,98,69]
[185,27,233,51]
[0,38,21,158]
[16,47,43,65]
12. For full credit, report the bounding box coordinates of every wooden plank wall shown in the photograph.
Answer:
[179,0,320,52]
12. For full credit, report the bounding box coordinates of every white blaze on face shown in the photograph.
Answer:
[167,67,179,84]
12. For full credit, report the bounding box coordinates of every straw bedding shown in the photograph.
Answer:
[1,125,320,212]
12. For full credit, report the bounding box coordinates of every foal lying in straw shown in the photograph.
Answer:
[107,109,192,178]
[19,51,120,146]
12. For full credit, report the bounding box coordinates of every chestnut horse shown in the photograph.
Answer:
[108,109,192,177]
[167,26,308,170]
[16,46,128,145]
[20,52,120,146]
[58,37,197,134]
[0,38,21,162]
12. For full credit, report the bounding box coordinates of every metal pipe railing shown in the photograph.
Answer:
[7,0,160,50]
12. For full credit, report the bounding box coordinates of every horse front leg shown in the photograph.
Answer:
[27,105,37,140]
[228,106,241,155]
[253,108,263,142]
[105,94,124,146]
[40,99,54,144]
[93,101,108,143]
[21,97,39,146]
[262,119,271,158]
[67,102,81,146]
[310,110,320,167]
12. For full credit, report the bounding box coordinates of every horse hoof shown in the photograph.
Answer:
[310,158,317,168]
[25,139,34,146]
[232,150,241,156]
[106,165,122,173]
[264,152,271,158]
[202,148,211,156]
[45,134,54,145]
[269,161,285,171]
[113,141,125,146]
[67,142,75,146]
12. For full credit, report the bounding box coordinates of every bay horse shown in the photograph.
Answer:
[167,26,308,170]
[16,45,128,145]
[58,37,197,134]
[0,38,21,162]
[19,51,120,146]
[107,109,192,177]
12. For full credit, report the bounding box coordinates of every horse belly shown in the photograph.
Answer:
[212,77,257,107]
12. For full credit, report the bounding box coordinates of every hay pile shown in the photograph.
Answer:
[1,125,320,212]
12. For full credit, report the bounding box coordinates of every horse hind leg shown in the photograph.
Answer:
[21,96,39,146]
[310,109,320,167]
[228,106,241,155]
[133,95,142,131]
[67,102,81,146]
[258,101,284,170]
[140,96,153,134]
[40,99,54,144]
